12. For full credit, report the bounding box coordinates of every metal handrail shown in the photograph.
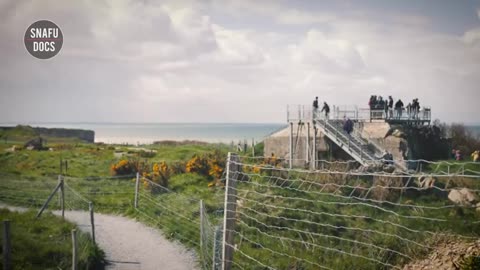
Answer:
[287,104,431,122]
[317,118,376,162]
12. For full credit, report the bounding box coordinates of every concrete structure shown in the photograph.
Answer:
[264,104,432,170]
[264,122,328,168]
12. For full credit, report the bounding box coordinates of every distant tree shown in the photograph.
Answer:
[449,123,480,157]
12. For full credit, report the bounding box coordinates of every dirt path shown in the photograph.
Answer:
[0,204,198,270]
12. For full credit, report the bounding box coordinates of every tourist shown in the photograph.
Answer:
[455,150,462,161]
[313,96,319,119]
[394,99,404,119]
[383,97,388,119]
[472,150,479,162]
[411,98,420,119]
[343,118,354,135]
[321,102,330,119]
[406,103,412,119]
[388,96,394,118]
[415,99,420,119]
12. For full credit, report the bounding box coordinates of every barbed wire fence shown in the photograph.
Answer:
[220,153,480,269]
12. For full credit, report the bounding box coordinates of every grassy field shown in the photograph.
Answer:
[0,208,104,270]
[0,139,230,268]
[0,138,479,269]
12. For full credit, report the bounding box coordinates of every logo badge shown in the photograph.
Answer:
[24,20,63,59]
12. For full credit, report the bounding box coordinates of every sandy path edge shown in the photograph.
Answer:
[0,204,199,270]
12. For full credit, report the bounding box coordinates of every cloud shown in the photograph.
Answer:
[0,0,479,123]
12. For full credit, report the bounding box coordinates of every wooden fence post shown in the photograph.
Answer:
[3,220,11,270]
[222,153,239,270]
[36,181,62,218]
[59,175,65,219]
[71,229,78,270]
[212,225,221,270]
[251,138,255,157]
[89,202,96,245]
[199,200,205,267]
[134,172,140,209]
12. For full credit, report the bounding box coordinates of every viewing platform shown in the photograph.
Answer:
[287,104,431,125]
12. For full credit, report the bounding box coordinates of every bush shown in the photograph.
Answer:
[448,123,480,159]
[185,150,226,180]
[110,158,148,175]
[138,150,156,158]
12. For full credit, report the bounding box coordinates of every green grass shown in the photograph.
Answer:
[423,160,480,175]
[0,141,479,269]
[0,208,104,270]
[228,170,480,269]
[0,141,228,268]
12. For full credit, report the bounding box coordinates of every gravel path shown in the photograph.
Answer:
[0,204,199,270]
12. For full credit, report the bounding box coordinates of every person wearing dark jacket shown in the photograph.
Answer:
[383,97,389,119]
[321,102,330,119]
[388,96,394,118]
[343,118,354,135]
[394,99,404,119]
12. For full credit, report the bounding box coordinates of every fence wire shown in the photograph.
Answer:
[225,157,480,269]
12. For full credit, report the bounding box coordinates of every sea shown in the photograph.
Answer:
[2,122,479,145]
[1,123,286,144]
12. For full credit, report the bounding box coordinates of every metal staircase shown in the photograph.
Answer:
[314,118,381,166]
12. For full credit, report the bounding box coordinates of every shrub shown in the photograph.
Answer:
[143,161,171,191]
[186,155,210,176]
[186,150,226,180]
[110,158,148,176]
[138,150,156,158]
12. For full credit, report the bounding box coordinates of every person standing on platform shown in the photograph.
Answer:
[388,96,394,119]
[321,102,330,119]
[394,99,404,119]
[313,96,319,119]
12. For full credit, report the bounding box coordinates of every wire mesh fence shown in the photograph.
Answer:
[222,155,480,269]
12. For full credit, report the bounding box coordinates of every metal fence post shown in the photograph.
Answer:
[306,122,310,164]
[289,122,293,169]
[89,202,96,245]
[222,153,239,270]
[134,172,140,208]
[72,229,78,270]
[3,220,11,270]
[312,126,317,170]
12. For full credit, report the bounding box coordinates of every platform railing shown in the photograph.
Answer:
[287,104,431,123]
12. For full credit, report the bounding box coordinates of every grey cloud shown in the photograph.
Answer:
[0,0,479,123]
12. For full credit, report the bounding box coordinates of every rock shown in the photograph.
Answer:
[417,176,436,189]
[382,165,395,173]
[5,145,17,152]
[448,188,479,206]
[24,137,44,150]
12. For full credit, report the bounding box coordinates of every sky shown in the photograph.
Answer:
[1,0,480,124]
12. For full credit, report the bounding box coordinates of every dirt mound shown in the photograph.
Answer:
[403,239,480,270]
